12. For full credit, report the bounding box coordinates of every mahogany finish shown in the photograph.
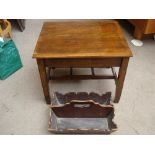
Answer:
[33,20,132,104]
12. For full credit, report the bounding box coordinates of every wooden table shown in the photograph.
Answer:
[33,20,132,104]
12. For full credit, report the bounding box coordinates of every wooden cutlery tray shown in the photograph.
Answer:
[48,92,117,134]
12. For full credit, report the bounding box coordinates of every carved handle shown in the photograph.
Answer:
[51,99,114,118]
[70,100,95,108]
[73,104,90,108]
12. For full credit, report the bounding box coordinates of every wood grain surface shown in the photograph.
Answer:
[33,20,132,59]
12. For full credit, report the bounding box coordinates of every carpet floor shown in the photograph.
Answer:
[0,20,155,134]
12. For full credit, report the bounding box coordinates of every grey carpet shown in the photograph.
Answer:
[0,20,155,134]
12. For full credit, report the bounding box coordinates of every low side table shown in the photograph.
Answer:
[33,20,133,104]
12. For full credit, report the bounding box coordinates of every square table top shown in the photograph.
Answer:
[33,20,133,59]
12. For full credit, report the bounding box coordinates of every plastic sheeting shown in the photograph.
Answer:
[0,38,23,80]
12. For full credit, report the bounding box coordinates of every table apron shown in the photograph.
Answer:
[44,58,122,68]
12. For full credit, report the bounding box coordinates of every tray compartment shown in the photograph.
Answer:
[51,92,111,105]
[49,92,117,134]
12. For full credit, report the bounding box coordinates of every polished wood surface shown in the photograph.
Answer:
[114,58,129,102]
[128,19,155,39]
[33,20,132,104]
[37,59,51,104]
[45,58,122,67]
[33,20,132,59]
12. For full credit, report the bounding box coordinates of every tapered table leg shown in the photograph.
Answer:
[114,58,129,103]
[37,59,51,104]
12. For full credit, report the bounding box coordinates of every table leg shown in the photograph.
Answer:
[114,58,129,103]
[37,59,51,104]
[134,27,143,40]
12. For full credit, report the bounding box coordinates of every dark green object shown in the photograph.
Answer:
[0,39,23,80]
